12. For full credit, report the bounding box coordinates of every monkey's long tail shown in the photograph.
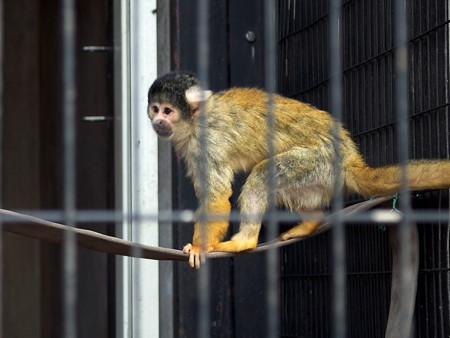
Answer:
[346,159,450,197]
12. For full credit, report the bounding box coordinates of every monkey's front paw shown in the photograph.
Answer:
[182,243,205,269]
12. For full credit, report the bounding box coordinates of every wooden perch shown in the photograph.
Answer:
[0,196,392,261]
[2,195,420,337]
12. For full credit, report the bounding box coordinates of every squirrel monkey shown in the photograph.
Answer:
[148,71,450,269]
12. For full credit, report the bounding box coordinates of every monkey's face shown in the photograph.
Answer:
[148,102,180,139]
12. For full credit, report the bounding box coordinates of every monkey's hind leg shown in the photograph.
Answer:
[279,211,324,241]
[212,161,269,253]
[214,146,336,251]
[273,147,335,241]
[212,202,265,252]
[278,192,331,241]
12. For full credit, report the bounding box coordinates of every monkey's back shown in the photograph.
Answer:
[205,88,362,173]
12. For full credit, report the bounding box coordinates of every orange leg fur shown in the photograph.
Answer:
[182,198,231,268]
[279,218,323,241]
[212,234,259,252]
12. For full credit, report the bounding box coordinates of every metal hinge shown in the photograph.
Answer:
[82,46,114,52]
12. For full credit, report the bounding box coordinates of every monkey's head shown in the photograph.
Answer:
[147,71,212,139]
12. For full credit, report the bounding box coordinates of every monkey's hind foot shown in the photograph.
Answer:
[279,220,322,241]
[212,238,258,253]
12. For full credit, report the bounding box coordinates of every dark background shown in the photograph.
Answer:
[169,1,450,337]
[1,0,449,337]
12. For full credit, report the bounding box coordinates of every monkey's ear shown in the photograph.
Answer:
[185,86,212,114]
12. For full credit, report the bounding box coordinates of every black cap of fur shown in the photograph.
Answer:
[148,71,198,119]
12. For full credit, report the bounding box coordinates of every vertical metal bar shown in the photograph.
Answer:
[130,2,143,335]
[113,2,132,336]
[329,0,346,337]
[394,0,414,337]
[0,0,3,334]
[264,1,279,337]
[156,1,174,336]
[62,0,77,337]
[197,1,210,337]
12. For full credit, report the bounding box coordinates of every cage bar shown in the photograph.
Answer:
[329,0,347,337]
[264,0,279,337]
[196,1,211,338]
[61,0,77,337]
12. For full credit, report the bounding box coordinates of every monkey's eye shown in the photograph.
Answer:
[151,105,159,114]
[163,107,172,115]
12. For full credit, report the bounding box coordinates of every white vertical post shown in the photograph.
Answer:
[115,0,159,337]
[130,0,159,336]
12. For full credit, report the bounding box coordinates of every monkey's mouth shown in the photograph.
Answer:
[156,129,173,138]
[152,122,173,138]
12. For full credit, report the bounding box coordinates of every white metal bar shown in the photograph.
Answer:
[114,0,132,336]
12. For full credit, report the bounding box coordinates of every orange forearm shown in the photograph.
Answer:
[192,197,231,248]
